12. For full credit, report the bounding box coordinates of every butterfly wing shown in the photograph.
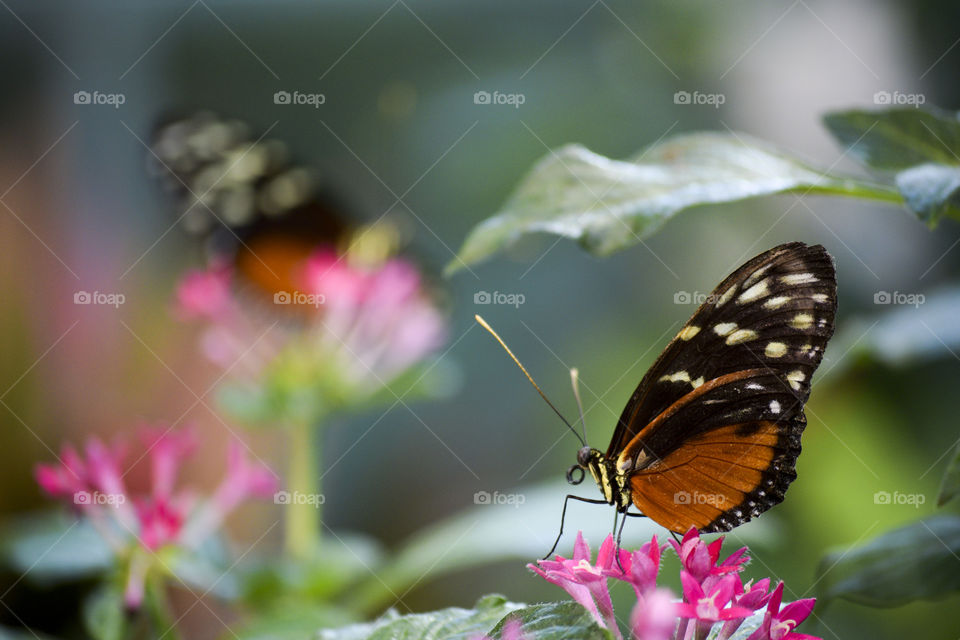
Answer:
[609,242,836,532]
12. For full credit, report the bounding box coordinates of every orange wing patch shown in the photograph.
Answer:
[629,421,783,533]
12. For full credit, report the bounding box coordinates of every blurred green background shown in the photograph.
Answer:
[1,0,959,638]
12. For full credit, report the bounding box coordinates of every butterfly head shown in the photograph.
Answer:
[567,446,604,486]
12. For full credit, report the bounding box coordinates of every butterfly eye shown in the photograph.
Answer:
[566,464,585,485]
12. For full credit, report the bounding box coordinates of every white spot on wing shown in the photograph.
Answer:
[787,369,806,391]
[789,313,814,330]
[769,400,781,414]
[678,325,700,341]
[763,296,790,310]
[726,329,758,345]
[716,285,737,307]
[781,273,818,285]
[713,322,737,336]
[812,293,829,303]
[737,280,769,305]
[765,342,787,358]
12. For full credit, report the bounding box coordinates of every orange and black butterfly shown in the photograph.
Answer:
[148,111,354,304]
[478,242,836,552]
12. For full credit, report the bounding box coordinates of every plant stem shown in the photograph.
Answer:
[144,566,181,640]
[285,418,321,559]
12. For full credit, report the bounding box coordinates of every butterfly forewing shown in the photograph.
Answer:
[609,242,836,533]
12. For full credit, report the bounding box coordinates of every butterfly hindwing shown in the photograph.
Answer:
[609,242,837,533]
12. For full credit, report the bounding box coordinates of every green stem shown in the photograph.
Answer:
[286,418,321,559]
[144,563,180,640]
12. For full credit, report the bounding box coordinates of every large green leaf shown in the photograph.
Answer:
[823,108,960,170]
[815,514,960,607]
[824,108,960,226]
[316,594,527,640]
[446,132,898,273]
[0,511,113,584]
[485,601,611,640]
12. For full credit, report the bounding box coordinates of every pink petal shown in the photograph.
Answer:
[174,263,233,320]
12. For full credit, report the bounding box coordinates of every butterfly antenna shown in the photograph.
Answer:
[475,315,585,446]
[570,368,588,445]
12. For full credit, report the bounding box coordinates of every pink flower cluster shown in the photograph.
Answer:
[35,424,277,607]
[529,528,819,640]
[175,249,445,397]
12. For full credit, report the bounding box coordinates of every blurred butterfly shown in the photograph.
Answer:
[148,112,399,306]
[477,242,837,553]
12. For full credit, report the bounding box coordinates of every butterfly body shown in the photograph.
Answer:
[569,242,837,534]
[577,446,632,511]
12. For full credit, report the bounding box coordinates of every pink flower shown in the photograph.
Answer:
[174,262,232,320]
[136,495,188,551]
[530,529,820,640]
[630,588,677,640]
[746,583,819,640]
[528,532,618,636]
[35,424,278,609]
[175,245,446,413]
[670,527,747,586]
[676,571,753,621]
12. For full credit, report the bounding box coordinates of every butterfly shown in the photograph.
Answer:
[148,111,354,304]
[477,242,837,553]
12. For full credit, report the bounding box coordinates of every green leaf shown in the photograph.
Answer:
[938,443,960,507]
[445,132,898,273]
[823,107,960,170]
[486,601,611,640]
[83,582,127,640]
[815,514,960,607]
[0,511,113,584]
[824,108,960,226]
[233,601,358,640]
[895,163,960,225]
[316,594,526,640]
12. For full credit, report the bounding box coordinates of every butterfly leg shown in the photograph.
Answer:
[542,494,609,560]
